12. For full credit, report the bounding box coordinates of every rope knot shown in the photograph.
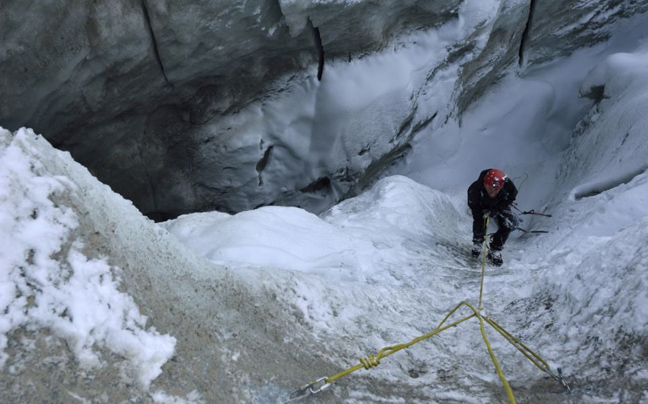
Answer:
[360,355,380,370]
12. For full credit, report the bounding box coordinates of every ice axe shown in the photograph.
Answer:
[519,209,552,217]
[509,205,551,233]
[513,204,552,217]
[515,227,549,234]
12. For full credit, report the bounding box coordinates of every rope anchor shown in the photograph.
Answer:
[553,367,572,393]
[286,377,331,402]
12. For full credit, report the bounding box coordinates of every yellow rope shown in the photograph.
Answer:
[470,303,516,404]
[478,215,490,310]
[484,316,552,374]
[322,301,554,403]
[292,214,563,403]
[326,310,475,383]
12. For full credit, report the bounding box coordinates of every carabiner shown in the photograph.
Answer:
[286,377,331,403]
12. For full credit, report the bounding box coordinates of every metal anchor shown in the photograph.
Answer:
[286,377,331,403]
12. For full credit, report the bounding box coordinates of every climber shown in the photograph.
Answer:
[467,168,518,266]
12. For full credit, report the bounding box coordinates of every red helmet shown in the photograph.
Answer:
[483,169,506,191]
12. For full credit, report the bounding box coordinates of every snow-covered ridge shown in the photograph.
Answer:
[0,128,175,388]
[0,127,349,403]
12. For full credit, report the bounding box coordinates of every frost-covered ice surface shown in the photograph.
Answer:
[0,128,176,389]
[204,0,503,213]
[2,7,648,404]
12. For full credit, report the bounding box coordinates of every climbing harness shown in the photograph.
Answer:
[286,211,568,403]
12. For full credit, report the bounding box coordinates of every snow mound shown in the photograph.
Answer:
[163,175,463,284]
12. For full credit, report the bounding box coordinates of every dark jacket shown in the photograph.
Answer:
[467,169,517,215]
